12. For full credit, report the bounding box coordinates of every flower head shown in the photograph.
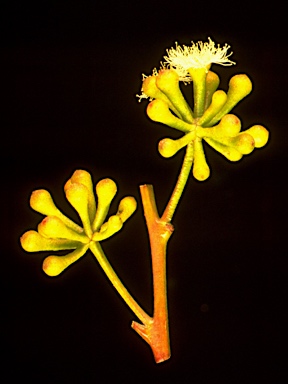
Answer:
[163,37,235,82]
[137,39,269,181]
[20,170,137,276]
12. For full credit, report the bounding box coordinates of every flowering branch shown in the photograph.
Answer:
[20,38,269,364]
[136,37,269,362]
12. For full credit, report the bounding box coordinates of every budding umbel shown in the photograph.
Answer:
[20,170,137,275]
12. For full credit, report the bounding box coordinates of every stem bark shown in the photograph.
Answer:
[132,185,173,363]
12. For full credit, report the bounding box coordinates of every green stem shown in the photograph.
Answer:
[89,241,152,326]
[162,142,194,223]
[188,67,208,118]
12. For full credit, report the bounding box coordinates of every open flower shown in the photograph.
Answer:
[163,37,235,82]
[20,170,137,276]
[138,38,235,101]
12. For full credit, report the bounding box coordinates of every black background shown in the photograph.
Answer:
[2,1,288,383]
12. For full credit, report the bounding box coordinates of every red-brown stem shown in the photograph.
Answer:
[131,184,173,363]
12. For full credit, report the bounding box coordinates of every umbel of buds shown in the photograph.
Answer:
[20,170,137,276]
[138,38,269,181]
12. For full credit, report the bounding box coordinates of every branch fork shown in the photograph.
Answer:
[131,184,173,363]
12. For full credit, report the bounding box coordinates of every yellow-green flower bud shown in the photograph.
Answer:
[30,189,58,216]
[117,196,137,223]
[198,90,228,126]
[204,138,243,161]
[156,69,194,123]
[158,138,179,158]
[67,169,92,189]
[92,178,117,231]
[141,75,180,117]
[204,71,220,110]
[38,216,89,243]
[66,170,96,222]
[96,178,117,205]
[241,125,269,148]
[193,138,210,181]
[20,230,80,252]
[142,75,159,98]
[158,131,195,158]
[147,99,192,133]
[92,215,123,241]
[30,189,83,233]
[224,133,255,155]
[217,114,242,136]
[65,183,92,238]
[197,114,241,140]
[42,245,89,276]
[42,255,68,276]
[207,74,252,126]
[228,74,252,101]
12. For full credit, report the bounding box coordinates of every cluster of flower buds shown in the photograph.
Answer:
[138,39,269,181]
[20,170,137,276]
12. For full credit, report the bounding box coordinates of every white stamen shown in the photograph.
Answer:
[164,37,235,82]
[136,68,159,102]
